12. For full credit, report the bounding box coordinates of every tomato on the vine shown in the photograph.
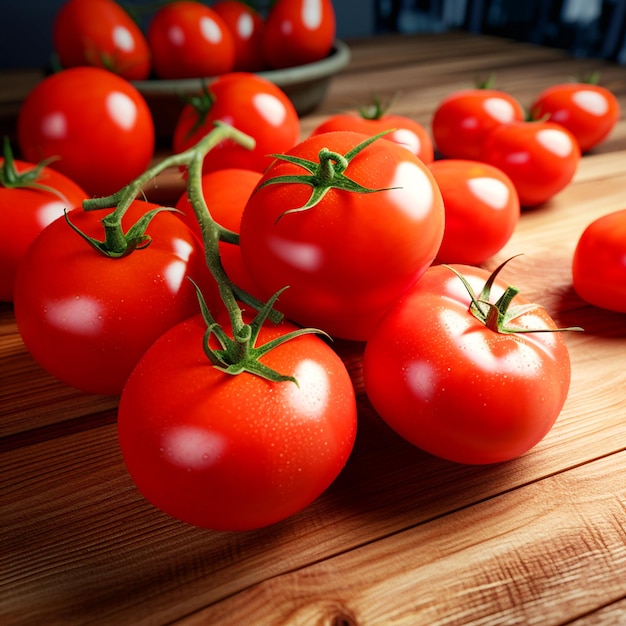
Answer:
[531,81,620,153]
[53,0,151,80]
[17,66,155,197]
[262,0,336,69]
[428,159,520,265]
[363,262,573,465]
[432,87,525,160]
[572,208,626,313]
[239,131,445,341]
[481,120,580,207]
[172,72,299,174]
[13,200,217,396]
[117,312,357,530]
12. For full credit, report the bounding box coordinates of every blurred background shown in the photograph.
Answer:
[1,0,625,69]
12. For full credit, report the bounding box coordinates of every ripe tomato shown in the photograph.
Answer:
[13,200,217,396]
[147,1,235,79]
[572,208,626,313]
[117,312,357,530]
[428,159,520,265]
[17,67,155,198]
[531,82,620,153]
[239,131,445,341]
[481,120,580,207]
[363,263,572,465]
[173,72,300,174]
[0,149,87,302]
[175,167,262,297]
[312,105,434,164]
[212,0,266,72]
[262,0,335,69]
[53,0,151,80]
[431,88,525,160]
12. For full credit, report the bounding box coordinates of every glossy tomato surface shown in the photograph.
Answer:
[173,72,299,174]
[14,200,216,396]
[17,67,155,198]
[428,159,520,265]
[239,131,445,341]
[363,264,572,465]
[118,313,357,530]
[53,0,151,80]
[572,208,626,313]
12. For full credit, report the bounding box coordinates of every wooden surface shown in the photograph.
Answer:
[2,32,626,626]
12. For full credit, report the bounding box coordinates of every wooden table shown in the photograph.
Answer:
[2,32,626,625]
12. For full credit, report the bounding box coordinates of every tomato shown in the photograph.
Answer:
[13,200,217,396]
[147,1,235,79]
[312,104,434,164]
[175,167,262,297]
[53,0,151,80]
[531,82,620,153]
[428,159,520,265]
[17,67,155,198]
[431,88,525,160]
[262,0,335,69]
[212,0,266,72]
[572,208,626,313]
[480,120,580,207]
[239,131,445,341]
[363,263,573,465]
[0,148,87,302]
[117,312,357,530]
[173,72,300,174]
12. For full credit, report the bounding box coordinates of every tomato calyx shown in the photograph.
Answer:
[358,95,396,120]
[181,81,216,139]
[259,131,398,217]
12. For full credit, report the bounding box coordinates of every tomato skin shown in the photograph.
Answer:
[431,89,525,160]
[312,113,434,164]
[363,264,572,465]
[13,201,217,396]
[212,0,266,72]
[481,120,580,207]
[53,0,151,80]
[173,73,299,174]
[262,0,335,69]
[17,67,155,198]
[117,313,357,530]
[428,159,520,265]
[531,83,620,153]
[147,1,235,79]
[572,208,626,313]
[0,159,87,302]
[239,131,445,341]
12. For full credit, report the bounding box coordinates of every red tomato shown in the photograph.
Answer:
[572,208,626,313]
[428,159,520,265]
[432,88,525,160]
[312,107,434,164]
[147,1,235,79]
[262,0,335,69]
[0,151,87,302]
[17,67,155,198]
[531,82,620,153]
[13,200,217,396]
[363,263,572,465]
[117,312,357,530]
[175,167,262,297]
[53,0,151,80]
[481,120,580,207]
[212,0,266,72]
[173,72,300,174]
[239,131,445,341]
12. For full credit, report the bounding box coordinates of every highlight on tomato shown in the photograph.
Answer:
[239,130,445,341]
[572,208,626,313]
[363,260,578,465]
